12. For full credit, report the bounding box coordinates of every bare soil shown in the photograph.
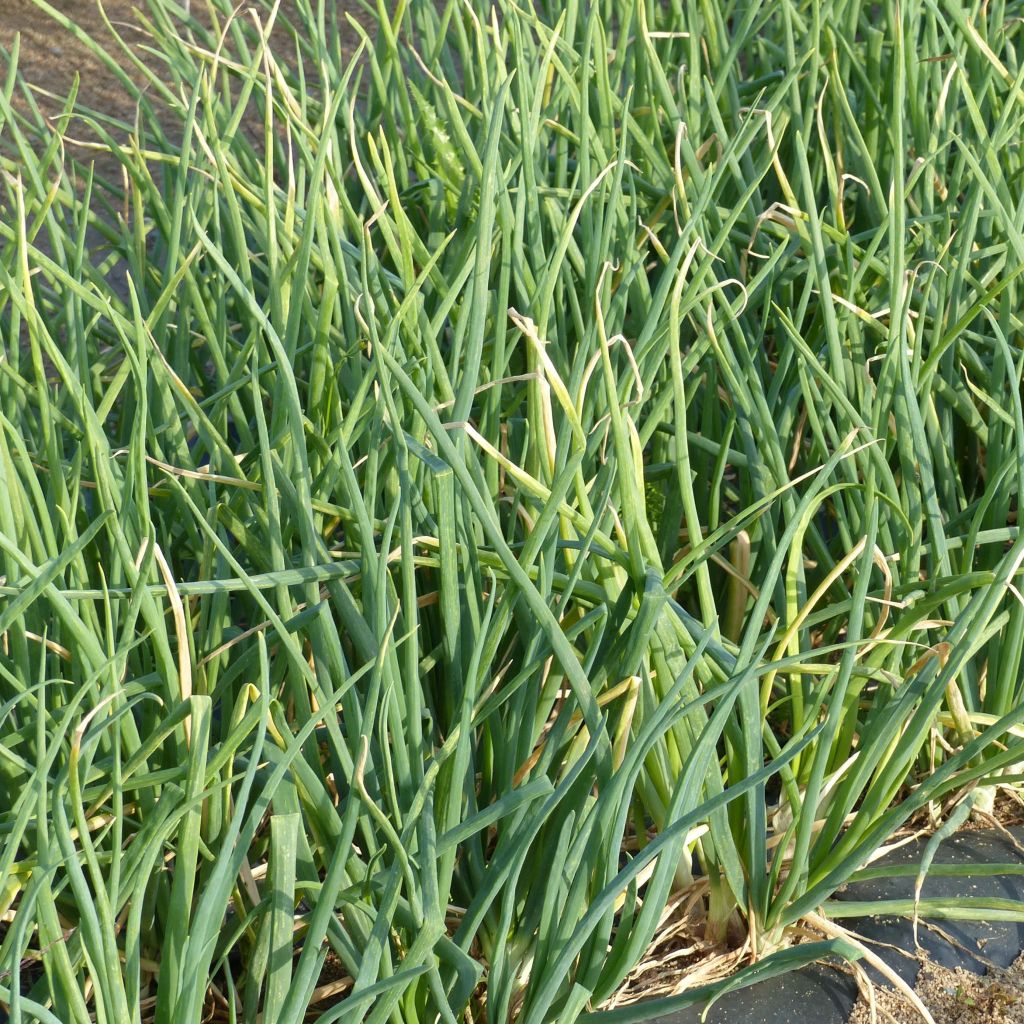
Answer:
[0,1,149,126]
[848,952,1024,1024]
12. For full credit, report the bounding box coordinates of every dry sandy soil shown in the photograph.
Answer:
[848,951,1024,1024]
[0,0,153,126]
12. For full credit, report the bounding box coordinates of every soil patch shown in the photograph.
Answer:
[848,951,1024,1024]
[0,1,152,127]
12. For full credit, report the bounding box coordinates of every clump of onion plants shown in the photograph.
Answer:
[2,1,1024,1022]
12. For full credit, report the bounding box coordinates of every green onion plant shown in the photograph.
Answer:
[2,1,1024,1022]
